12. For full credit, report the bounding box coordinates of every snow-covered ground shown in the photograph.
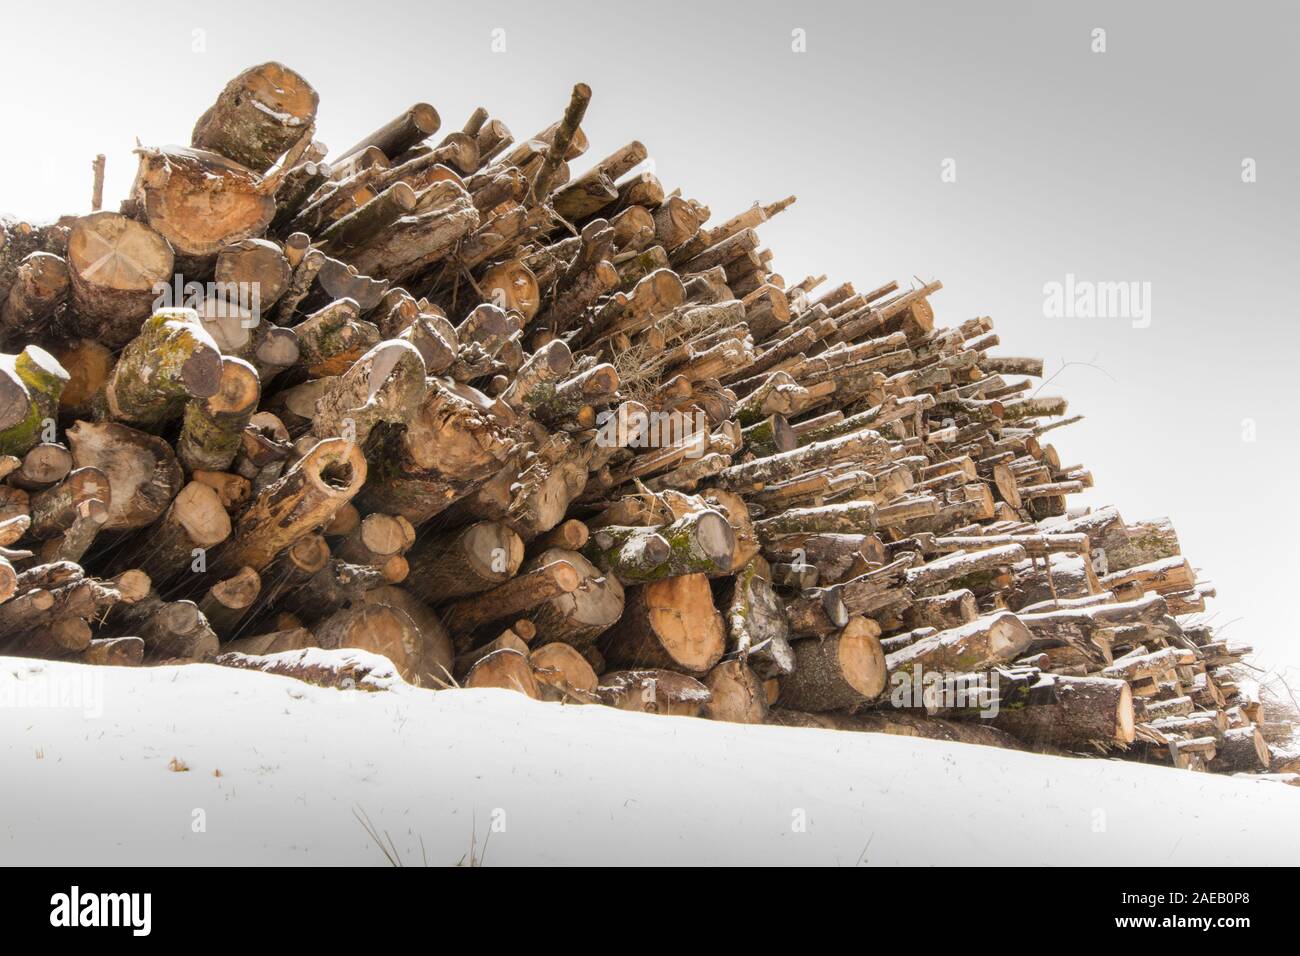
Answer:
[1,654,1296,866]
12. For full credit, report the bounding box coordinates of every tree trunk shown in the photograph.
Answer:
[66,421,182,530]
[991,674,1135,749]
[213,437,366,574]
[778,616,887,712]
[599,573,725,673]
[191,62,318,173]
[403,520,524,603]
[65,213,174,347]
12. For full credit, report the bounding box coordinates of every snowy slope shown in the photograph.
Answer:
[1,654,1295,866]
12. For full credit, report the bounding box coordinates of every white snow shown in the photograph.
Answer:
[1,653,1296,866]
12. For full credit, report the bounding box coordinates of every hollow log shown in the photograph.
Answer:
[213,437,366,574]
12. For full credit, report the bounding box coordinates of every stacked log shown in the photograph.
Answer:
[0,62,1269,775]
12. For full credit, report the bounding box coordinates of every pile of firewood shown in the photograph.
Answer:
[0,63,1275,776]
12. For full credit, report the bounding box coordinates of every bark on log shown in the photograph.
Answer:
[99,309,224,429]
[991,674,1135,749]
[132,146,276,259]
[596,669,710,716]
[403,519,524,603]
[583,508,734,583]
[778,616,887,712]
[192,62,319,173]
[66,421,182,530]
[177,356,261,472]
[213,437,366,574]
[599,573,725,673]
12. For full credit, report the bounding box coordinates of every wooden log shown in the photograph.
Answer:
[113,594,218,661]
[901,589,979,632]
[337,103,441,167]
[359,585,455,687]
[1,252,68,344]
[722,557,793,677]
[213,437,366,574]
[885,611,1033,678]
[1211,725,1271,773]
[0,345,68,456]
[66,421,181,531]
[177,356,261,472]
[197,566,261,639]
[310,339,426,446]
[80,636,145,666]
[442,559,583,641]
[531,641,599,701]
[596,669,710,716]
[702,659,768,724]
[454,630,530,681]
[312,603,422,681]
[991,673,1135,749]
[778,616,887,711]
[132,146,276,260]
[465,647,541,698]
[599,573,725,673]
[114,480,231,586]
[357,378,511,525]
[27,466,111,539]
[100,309,224,429]
[523,548,624,650]
[217,645,411,690]
[403,520,524,603]
[64,213,174,347]
[222,627,318,656]
[582,508,734,583]
[9,442,71,491]
[192,62,319,173]
[767,708,1025,750]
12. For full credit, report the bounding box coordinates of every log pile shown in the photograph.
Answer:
[0,63,1270,774]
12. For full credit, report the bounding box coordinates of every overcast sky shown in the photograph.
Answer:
[4,0,1297,672]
